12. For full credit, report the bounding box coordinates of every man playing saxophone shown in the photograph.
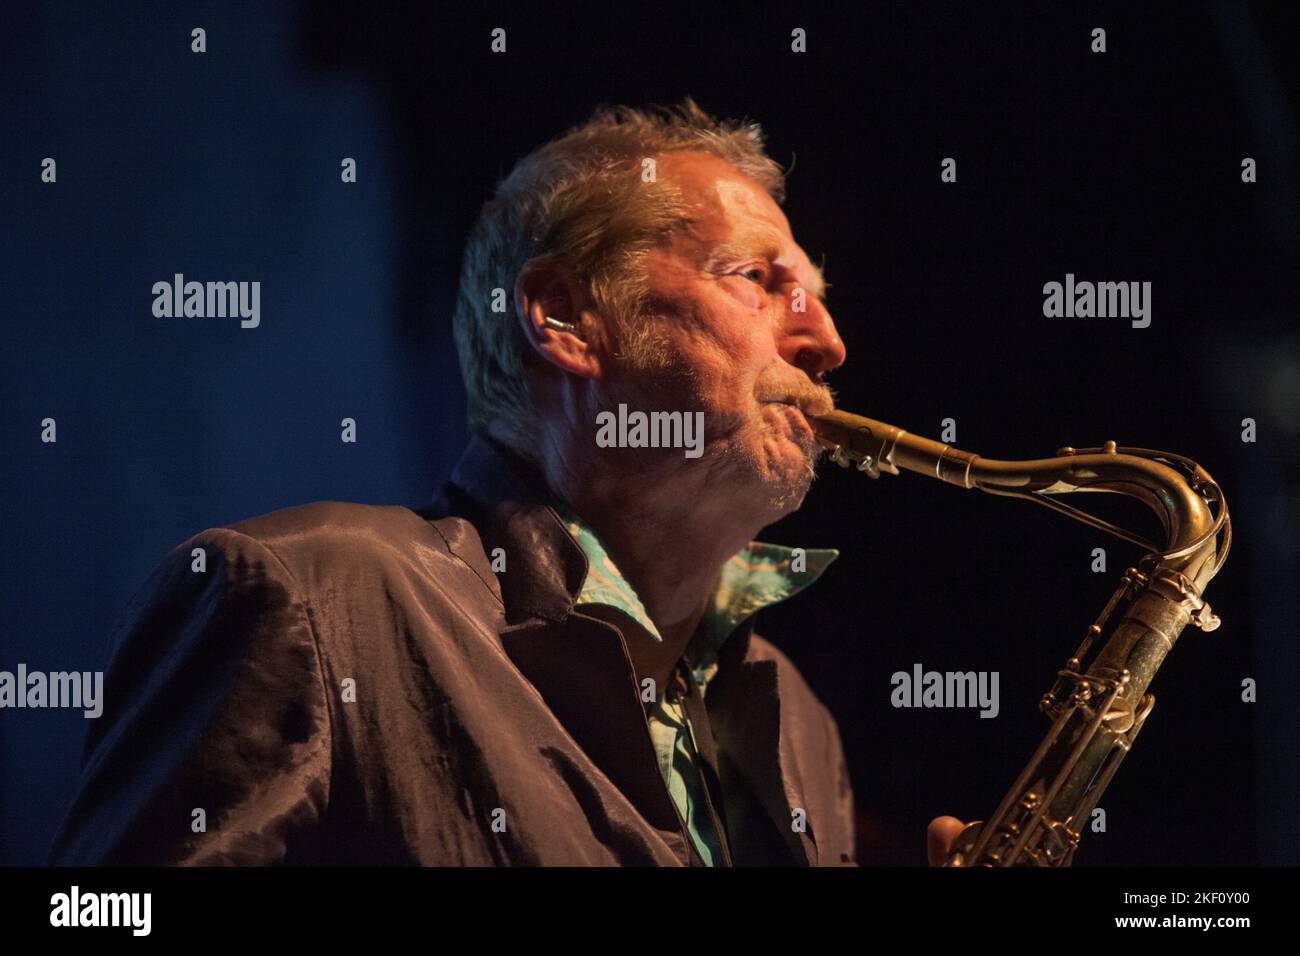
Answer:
[50,98,963,866]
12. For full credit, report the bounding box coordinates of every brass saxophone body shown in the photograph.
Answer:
[810,409,1231,866]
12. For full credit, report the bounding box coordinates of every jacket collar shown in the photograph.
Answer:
[429,433,588,627]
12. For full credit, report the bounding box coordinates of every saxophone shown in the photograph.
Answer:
[810,409,1231,866]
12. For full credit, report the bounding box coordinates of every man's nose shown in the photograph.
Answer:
[778,297,847,379]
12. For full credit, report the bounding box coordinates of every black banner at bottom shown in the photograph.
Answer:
[1,865,1280,940]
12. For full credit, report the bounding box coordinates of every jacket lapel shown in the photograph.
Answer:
[496,613,686,842]
[707,620,819,866]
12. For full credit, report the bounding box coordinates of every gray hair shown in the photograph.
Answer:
[451,97,787,445]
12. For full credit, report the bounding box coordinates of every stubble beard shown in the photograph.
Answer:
[621,335,831,520]
[717,406,826,518]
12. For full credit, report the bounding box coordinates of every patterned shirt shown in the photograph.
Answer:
[550,499,838,865]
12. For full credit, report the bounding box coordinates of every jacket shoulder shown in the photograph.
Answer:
[48,516,333,864]
[220,500,501,604]
[224,500,437,555]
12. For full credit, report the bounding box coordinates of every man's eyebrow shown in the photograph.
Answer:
[807,258,829,302]
[700,239,770,271]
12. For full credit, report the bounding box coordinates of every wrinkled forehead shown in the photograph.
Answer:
[659,153,826,299]
[659,152,786,234]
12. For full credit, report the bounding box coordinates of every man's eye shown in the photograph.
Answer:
[739,267,767,284]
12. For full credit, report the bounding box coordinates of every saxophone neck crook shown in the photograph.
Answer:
[811,409,1229,588]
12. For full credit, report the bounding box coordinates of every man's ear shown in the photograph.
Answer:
[514,259,604,379]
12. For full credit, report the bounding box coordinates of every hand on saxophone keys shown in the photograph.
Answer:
[927,815,966,866]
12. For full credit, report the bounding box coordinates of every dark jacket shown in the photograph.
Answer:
[47,435,857,866]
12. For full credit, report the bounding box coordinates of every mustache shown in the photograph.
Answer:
[755,380,837,418]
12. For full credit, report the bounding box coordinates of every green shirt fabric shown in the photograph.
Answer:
[550,499,838,866]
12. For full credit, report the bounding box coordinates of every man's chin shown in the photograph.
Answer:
[707,423,823,515]
[759,442,821,514]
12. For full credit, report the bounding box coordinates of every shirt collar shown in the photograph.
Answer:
[549,498,838,690]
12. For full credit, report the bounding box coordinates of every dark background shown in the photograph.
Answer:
[2,1,1296,865]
